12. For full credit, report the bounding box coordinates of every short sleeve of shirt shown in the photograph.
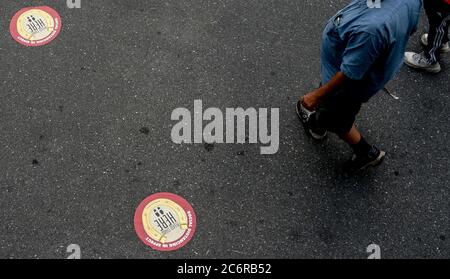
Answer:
[340,31,384,81]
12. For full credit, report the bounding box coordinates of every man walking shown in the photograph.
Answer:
[297,0,422,174]
[405,0,450,73]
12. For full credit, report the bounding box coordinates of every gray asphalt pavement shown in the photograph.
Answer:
[0,0,449,259]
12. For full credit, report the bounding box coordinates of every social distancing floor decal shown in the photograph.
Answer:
[134,193,197,252]
[10,6,62,47]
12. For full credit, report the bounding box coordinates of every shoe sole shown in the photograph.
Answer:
[295,100,327,141]
[439,47,450,53]
[309,129,327,141]
[404,59,441,74]
[351,151,386,175]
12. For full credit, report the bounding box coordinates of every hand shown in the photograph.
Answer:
[301,90,320,110]
[300,72,346,110]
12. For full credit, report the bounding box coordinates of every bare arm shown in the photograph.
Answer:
[302,71,348,110]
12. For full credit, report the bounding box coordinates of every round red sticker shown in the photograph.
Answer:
[10,6,62,47]
[134,193,197,251]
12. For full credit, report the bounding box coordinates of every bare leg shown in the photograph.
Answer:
[339,125,361,145]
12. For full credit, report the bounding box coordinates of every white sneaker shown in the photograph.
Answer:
[421,34,450,53]
[404,52,441,74]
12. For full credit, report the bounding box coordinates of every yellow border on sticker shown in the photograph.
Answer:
[142,198,188,244]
